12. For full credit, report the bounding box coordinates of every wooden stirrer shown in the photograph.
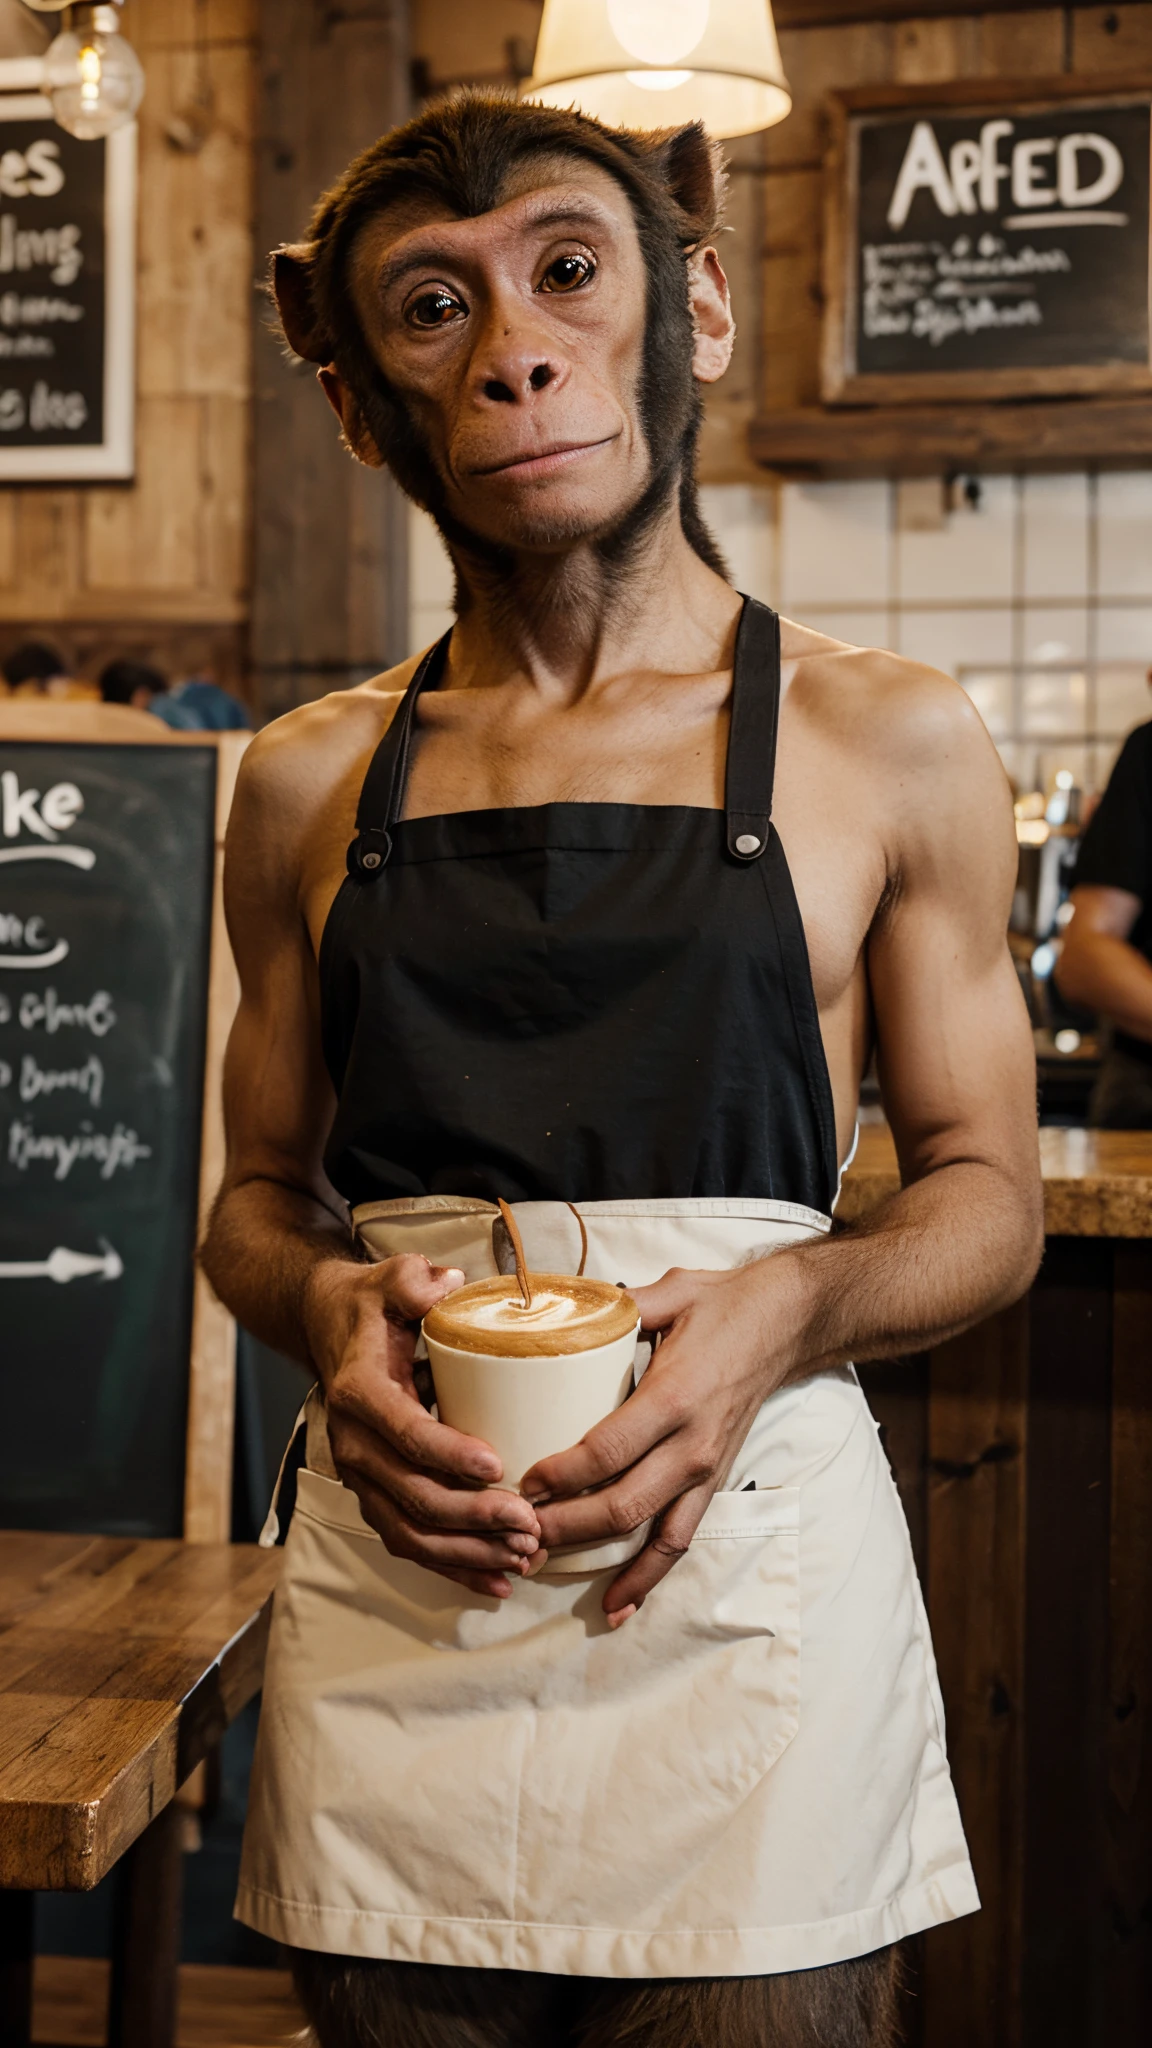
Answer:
[497,1198,533,1309]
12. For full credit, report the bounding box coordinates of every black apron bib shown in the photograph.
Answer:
[319,595,838,1215]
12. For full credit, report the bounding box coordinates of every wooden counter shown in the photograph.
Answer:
[840,1124,1152,1237]
[844,1126,1152,2046]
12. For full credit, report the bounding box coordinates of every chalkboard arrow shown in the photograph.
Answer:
[0,1241,123,1284]
[0,846,96,869]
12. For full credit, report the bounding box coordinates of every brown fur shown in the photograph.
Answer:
[289,1945,904,2048]
[268,90,729,578]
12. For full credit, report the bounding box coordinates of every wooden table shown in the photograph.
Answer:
[842,1127,1152,2048]
[0,1533,281,2048]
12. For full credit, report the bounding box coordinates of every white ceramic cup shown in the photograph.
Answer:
[422,1320,647,1573]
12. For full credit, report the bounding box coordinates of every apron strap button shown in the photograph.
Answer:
[735,832,762,856]
[348,828,392,878]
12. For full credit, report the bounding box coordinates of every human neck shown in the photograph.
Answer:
[440,500,740,702]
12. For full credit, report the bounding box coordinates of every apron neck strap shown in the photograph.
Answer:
[724,597,781,864]
[348,632,451,877]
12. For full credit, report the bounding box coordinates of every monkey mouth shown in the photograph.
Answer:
[469,436,619,482]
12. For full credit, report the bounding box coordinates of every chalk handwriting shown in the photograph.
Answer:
[1,772,83,842]
[16,1053,104,1108]
[14,987,117,1036]
[7,1117,151,1181]
[0,214,82,287]
[863,233,1072,347]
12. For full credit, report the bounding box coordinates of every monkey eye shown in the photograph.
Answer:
[405,286,466,329]
[538,253,595,294]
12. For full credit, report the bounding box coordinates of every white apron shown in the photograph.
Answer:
[236,1194,978,1977]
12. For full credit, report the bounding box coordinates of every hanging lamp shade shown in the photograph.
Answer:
[522,0,790,140]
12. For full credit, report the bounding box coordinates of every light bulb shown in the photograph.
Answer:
[45,22,144,140]
[608,0,710,66]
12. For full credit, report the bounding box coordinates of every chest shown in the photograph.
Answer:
[301,691,885,1018]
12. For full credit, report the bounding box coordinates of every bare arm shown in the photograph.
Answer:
[1054,885,1152,1042]
[201,717,542,1594]
[525,671,1043,1620]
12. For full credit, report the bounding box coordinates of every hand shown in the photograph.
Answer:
[302,1252,544,1598]
[521,1258,803,1625]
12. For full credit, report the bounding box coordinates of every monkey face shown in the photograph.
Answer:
[343,159,698,555]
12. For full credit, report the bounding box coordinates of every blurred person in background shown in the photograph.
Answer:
[170,669,251,730]
[99,657,198,729]
[1057,669,1152,1126]
[1,640,95,701]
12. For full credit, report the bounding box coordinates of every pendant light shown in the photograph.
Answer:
[523,0,790,140]
[20,1,144,141]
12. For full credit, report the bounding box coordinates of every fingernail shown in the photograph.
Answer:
[607,1604,637,1630]
[522,1489,551,1506]
[476,1458,502,1479]
[507,1534,538,1555]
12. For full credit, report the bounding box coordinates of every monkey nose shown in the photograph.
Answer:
[481,361,558,404]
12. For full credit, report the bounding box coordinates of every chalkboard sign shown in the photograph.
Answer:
[0,738,217,1535]
[0,65,135,479]
[823,82,1152,405]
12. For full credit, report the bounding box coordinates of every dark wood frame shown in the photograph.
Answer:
[822,74,1152,408]
[776,0,1087,21]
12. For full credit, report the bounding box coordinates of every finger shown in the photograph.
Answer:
[627,1267,710,1334]
[375,1252,466,1321]
[349,1480,542,1571]
[521,1362,690,1503]
[338,1437,540,1537]
[533,1437,701,1551]
[603,1483,713,1621]
[340,1373,506,1485]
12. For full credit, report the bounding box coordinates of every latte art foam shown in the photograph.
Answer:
[423,1274,639,1357]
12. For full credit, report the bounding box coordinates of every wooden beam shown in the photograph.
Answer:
[749,396,1152,477]
[251,0,412,720]
[774,0,1087,23]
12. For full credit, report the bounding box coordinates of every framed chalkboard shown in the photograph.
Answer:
[0,60,135,479]
[0,708,245,1539]
[823,78,1152,405]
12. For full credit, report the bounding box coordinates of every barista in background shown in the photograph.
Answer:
[1057,677,1152,1126]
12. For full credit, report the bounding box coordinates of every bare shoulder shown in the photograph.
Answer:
[224,652,425,924]
[235,651,423,822]
[781,617,1009,818]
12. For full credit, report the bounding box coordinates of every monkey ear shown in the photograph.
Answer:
[271,244,335,364]
[650,123,728,240]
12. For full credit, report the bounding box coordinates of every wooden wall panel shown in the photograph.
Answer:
[0,0,256,686]
[737,3,1112,465]
[893,14,984,79]
[250,0,411,717]
[1074,3,1152,69]
[924,1304,1028,2048]
[1104,1245,1152,2039]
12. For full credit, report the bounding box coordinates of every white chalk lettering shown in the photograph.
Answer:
[888,121,958,229]
[887,118,1126,229]
[0,215,82,287]
[29,380,86,433]
[1,774,83,842]
[0,141,64,202]
[7,1117,151,1181]
[17,987,116,1036]
[19,1053,103,1108]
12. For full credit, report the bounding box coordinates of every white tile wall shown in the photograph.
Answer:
[1096,605,1152,662]
[408,471,1152,792]
[896,475,1016,606]
[1097,474,1152,600]
[699,484,777,602]
[1021,607,1090,666]
[779,480,891,611]
[897,607,1013,676]
[409,504,455,656]
[800,610,894,650]
[1020,473,1090,602]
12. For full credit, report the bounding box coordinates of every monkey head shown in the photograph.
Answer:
[271,93,734,575]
